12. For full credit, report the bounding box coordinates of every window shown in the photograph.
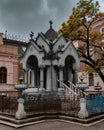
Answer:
[100,27,104,34]
[0,67,7,83]
[102,28,104,33]
[89,73,94,86]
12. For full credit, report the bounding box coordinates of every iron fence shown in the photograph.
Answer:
[0,94,80,117]
[0,96,18,115]
[86,94,104,115]
[1,93,104,117]
[24,94,80,117]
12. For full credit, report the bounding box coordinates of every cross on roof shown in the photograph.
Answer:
[30,31,34,39]
[49,20,53,28]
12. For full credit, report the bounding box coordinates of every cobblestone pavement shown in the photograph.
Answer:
[0,120,104,130]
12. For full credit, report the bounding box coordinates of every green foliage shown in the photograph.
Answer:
[59,0,100,40]
[59,0,104,82]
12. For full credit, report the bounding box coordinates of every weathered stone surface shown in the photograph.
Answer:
[15,98,26,120]
[78,98,89,119]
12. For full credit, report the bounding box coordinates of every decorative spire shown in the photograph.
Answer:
[30,31,34,40]
[5,30,7,38]
[49,20,53,28]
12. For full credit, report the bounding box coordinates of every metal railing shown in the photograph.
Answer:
[0,96,18,115]
[3,31,29,42]
[24,94,80,117]
[68,80,88,98]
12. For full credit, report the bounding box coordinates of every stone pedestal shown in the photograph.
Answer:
[58,87,65,91]
[78,98,89,119]
[39,87,45,92]
[15,98,26,120]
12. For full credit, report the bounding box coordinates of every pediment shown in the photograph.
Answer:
[36,34,50,52]
[53,34,67,52]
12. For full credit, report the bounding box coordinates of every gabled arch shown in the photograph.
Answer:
[0,67,7,83]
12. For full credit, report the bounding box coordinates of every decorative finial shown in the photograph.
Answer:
[30,31,34,39]
[5,30,7,38]
[49,20,53,28]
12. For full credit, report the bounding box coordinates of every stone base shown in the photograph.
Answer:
[15,98,26,120]
[78,110,89,119]
[39,88,46,92]
[58,87,65,92]
[78,98,89,119]
[15,111,26,120]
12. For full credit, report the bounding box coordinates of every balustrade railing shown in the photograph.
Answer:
[68,80,88,98]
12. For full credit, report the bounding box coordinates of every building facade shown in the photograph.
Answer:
[0,33,27,96]
[75,17,104,89]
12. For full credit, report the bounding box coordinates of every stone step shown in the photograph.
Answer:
[0,113,104,128]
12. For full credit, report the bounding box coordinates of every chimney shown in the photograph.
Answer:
[0,33,3,45]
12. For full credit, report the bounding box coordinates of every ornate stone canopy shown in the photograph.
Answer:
[22,22,80,91]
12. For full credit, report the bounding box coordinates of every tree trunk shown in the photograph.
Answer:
[96,68,104,83]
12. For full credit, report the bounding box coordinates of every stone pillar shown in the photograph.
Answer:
[78,98,89,119]
[24,69,28,83]
[39,66,45,91]
[31,70,35,87]
[58,66,65,92]
[73,70,78,85]
[28,69,31,85]
[15,98,26,120]
[52,68,57,91]
[46,66,51,91]
[59,66,63,88]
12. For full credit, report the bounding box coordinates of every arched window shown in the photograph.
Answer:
[26,55,40,86]
[89,73,94,86]
[0,67,7,83]
[63,55,75,84]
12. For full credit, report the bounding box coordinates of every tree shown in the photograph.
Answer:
[59,0,104,82]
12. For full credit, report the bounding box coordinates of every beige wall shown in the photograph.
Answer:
[78,71,104,89]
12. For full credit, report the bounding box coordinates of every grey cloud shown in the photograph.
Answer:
[0,0,79,37]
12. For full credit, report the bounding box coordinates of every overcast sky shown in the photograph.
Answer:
[0,0,104,40]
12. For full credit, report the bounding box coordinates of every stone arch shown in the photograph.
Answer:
[0,67,7,83]
[26,55,38,70]
[63,55,76,84]
[26,55,40,86]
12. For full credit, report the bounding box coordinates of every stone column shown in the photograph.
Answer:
[78,98,89,119]
[73,70,78,85]
[28,69,31,85]
[31,70,35,87]
[15,98,26,120]
[46,66,51,91]
[58,66,65,92]
[39,66,45,91]
[24,69,28,84]
[52,68,57,91]
[59,66,63,88]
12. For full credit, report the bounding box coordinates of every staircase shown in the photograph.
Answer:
[68,80,88,97]
[58,80,88,98]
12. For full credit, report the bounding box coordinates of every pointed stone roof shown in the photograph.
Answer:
[44,21,58,42]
